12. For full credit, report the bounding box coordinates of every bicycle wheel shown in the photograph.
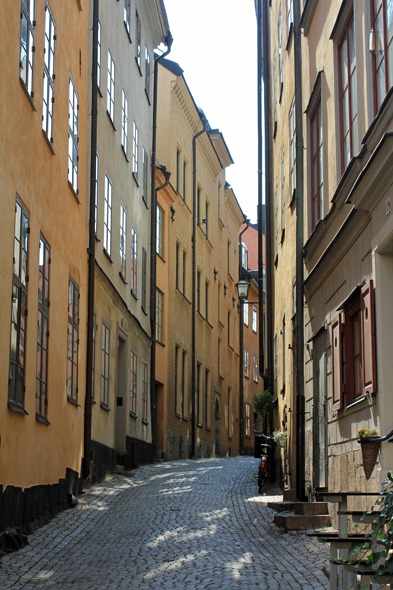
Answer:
[258,468,265,493]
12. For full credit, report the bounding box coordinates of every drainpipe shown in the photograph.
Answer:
[239,220,249,455]
[191,120,208,459]
[294,0,306,501]
[150,35,173,459]
[84,0,99,481]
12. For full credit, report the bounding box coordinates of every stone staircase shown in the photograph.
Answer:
[268,490,331,531]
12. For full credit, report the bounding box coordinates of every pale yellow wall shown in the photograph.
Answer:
[0,0,88,489]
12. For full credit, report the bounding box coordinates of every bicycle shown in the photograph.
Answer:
[254,433,273,493]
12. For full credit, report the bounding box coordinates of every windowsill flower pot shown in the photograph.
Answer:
[357,428,380,480]
[273,430,287,449]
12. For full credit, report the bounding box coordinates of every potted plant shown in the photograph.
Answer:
[357,428,380,480]
[273,429,287,448]
[252,390,274,420]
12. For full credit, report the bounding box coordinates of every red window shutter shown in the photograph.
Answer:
[361,279,377,395]
[331,314,344,410]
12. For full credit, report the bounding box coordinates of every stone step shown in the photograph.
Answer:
[267,501,295,512]
[283,488,297,501]
[294,502,329,516]
[274,513,331,531]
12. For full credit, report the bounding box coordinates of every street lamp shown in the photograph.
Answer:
[237,279,250,302]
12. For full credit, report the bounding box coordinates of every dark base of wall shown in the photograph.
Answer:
[90,439,117,484]
[123,436,154,471]
[241,446,255,457]
[0,467,80,535]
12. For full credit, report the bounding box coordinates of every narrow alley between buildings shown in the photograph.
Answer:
[0,457,329,590]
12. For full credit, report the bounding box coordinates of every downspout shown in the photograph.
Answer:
[84,0,99,481]
[191,120,207,458]
[294,0,306,501]
[150,35,173,458]
[239,220,249,455]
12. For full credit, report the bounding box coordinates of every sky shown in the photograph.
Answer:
[161,0,259,223]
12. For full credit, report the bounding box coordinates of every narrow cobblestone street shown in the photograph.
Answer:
[0,457,329,589]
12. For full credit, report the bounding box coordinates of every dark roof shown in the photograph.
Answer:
[157,55,184,77]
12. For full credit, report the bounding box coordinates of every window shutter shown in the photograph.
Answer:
[331,314,343,410]
[361,279,376,395]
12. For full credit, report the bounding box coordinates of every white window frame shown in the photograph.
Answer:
[243,301,249,326]
[101,321,110,407]
[131,226,137,295]
[252,307,257,333]
[107,50,115,123]
[130,350,137,415]
[120,203,127,279]
[124,0,131,37]
[156,289,163,344]
[142,361,148,421]
[20,0,36,96]
[68,75,79,194]
[289,98,296,199]
[132,121,139,180]
[42,2,56,142]
[121,89,128,156]
[97,20,101,89]
[103,174,112,256]
[156,204,163,257]
[94,152,99,234]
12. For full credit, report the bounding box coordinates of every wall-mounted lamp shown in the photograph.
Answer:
[170,205,176,223]
[214,268,218,281]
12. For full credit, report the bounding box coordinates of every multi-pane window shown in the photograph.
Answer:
[131,227,137,294]
[310,97,323,231]
[68,76,79,194]
[36,237,50,418]
[175,345,179,415]
[132,121,139,180]
[244,349,250,378]
[97,20,102,89]
[136,11,141,70]
[205,280,209,322]
[9,199,29,408]
[253,355,259,382]
[120,203,127,278]
[244,301,249,326]
[156,289,163,344]
[100,322,110,407]
[204,369,209,427]
[182,249,186,295]
[205,201,209,239]
[141,247,147,311]
[176,242,179,289]
[20,0,36,96]
[67,278,79,402]
[197,270,201,313]
[142,148,148,203]
[130,350,137,415]
[124,0,131,37]
[371,0,393,115]
[252,307,257,333]
[42,3,56,142]
[278,7,283,99]
[142,361,148,420]
[286,0,293,35]
[197,186,201,225]
[241,242,248,269]
[121,89,128,156]
[281,150,285,235]
[338,13,358,173]
[103,174,112,255]
[182,160,187,201]
[176,149,180,192]
[245,403,251,437]
[94,152,99,234]
[197,362,201,424]
[181,351,186,417]
[156,205,163,257]
[145,47,150,98]
[107,50,115,122]
[289,98,296,198]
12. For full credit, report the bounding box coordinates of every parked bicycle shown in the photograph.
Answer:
[254,433,273,493]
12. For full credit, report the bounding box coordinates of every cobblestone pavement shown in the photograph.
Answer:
[0,457,329,589]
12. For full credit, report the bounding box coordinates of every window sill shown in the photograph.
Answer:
[175,288,191,305]
[135,58,142,76]
[106,110,116,131]
[218,217,225,228]
[285,23,293,50]
[157,340,165,348]
[19,78,36,111]
[175,413,182,419]
[95,234,100,242]
[281,228,285,244]
[68,181,80,204]
[142,195,149,209]
[205,426,211,432]
[124,22,132,43]
[142,418,148,425]
[103,249,113,263]
[206,237,213,249]
[67,396,81,408]
[145,88,151,105]
[92,399,97,405]
[131,289,138,301]
[42,129,56,155]
[121,145,129,162]
[8,402,28,416]
[218,320,225,328]
[36,413,50,425]
[197,311,205,321]
[228,345,235,352]
[98,86,103,98]
[142,307,148,316]
[289,188,296,208]
[273,119,277,140]
[227,273,234,283]
[156,252,165,263]
[274,254,278,267]
[218,374,224,380]
[245,375,250,380]
[253,379,259,384]
[197,422,203,428]
[182,416,188,422]
[205,320,213,330]
[119,272,127,284]
[100,402,111,412]
[132,172,139,187]
[130,411,137,419]
[228,436,232,441]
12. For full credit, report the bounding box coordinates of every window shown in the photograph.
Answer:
[136,11,141,70]
[42,3,56,142]
[124,0,131,37]
[244,349,250,378]
[100,321,110,407]
[338,12,358,173]
[142,148,148,204]
[103,174,112,256]
[289,98,296,198]
[371,0,393,115]
[9,199,29,409]
[286,0,293,35]
[244,301,249,326]
[278,7,283,99]
[94,152,99,234]
[176,242,179,289]
[197,362,201,424]
[97,20,101,89]
[132,121,139,180]
[176,148,180,192]
[145,47,150,98]
[205,280,209,322]
[141,246,147,311]
[131,227,137,295]
[182,160,187,201]
[252,307,257,332]
[156,205,163,257]
[36,236,50,418]
[107,50,115,123]
[281,150,285,236]
[67,278,79,402]
[205,369,209,427]
[175,345,179,415]
[120,203,127,278]
[68,76,79,194]
[332,280,376,410]
[205,201,209,239]
[245,403,251,437]
[253,355,259,383]
[182,351,186,417]
[156,289,163,344]
[182,249,186,295]
[142,361,148,421]
[274,182,278,260]
[20,0,35,96]
[130,350,137,415]
[310,97,323,231]
[197,186,201,225]
[241,242,248,270]
[197,270,201,313]
[121,89,128,156]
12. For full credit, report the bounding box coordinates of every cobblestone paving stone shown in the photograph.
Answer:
[0,457,329,589]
